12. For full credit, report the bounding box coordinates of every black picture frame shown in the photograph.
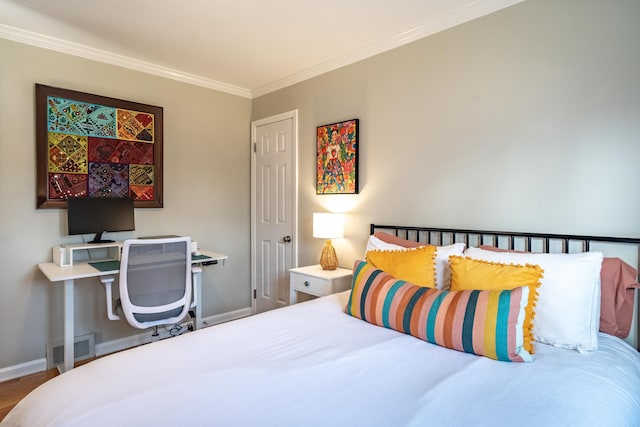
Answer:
[316,118,359,195]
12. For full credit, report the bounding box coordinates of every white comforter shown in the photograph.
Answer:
[4,291,640,427]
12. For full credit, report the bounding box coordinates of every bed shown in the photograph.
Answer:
[4,225,640,427]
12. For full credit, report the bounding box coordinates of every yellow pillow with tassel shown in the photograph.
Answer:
[449,255,543,354]
[365,245,437,287]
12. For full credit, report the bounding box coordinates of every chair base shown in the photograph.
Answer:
[149,314,194,340]
[169,323,192,337]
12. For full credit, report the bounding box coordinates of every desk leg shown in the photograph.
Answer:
[192,267,203,330]
[61,278,74,373]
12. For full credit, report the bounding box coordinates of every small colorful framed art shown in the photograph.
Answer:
[316,118,359,195]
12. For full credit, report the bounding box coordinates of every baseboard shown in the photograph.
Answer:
[202,307,252,327]
[0,358,47,383]
[94,331,152,356]
[0,307,253,381]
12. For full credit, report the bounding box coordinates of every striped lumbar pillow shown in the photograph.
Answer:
[345,260,532,362]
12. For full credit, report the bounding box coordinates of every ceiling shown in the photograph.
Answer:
[0,0,523,98]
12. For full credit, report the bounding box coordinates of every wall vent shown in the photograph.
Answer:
[46,333,95,369]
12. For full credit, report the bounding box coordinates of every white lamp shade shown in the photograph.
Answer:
[313,213,344,239]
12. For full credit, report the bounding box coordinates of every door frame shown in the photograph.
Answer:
[250,110,299,314]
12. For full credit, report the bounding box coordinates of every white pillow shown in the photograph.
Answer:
[364,234,403,254]
[464,247,603,352]
[364,235,465,289]
[434,243,467,290]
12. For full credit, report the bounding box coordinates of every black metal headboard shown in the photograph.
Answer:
[370,223,640,350]
[371,224,640,254]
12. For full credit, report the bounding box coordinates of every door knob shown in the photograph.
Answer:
[283,235,292,243]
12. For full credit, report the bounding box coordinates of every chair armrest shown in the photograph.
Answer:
[99,275,121,320]
[191,266,202,308]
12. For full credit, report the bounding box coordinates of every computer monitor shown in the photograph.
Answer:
[67,197,135,244]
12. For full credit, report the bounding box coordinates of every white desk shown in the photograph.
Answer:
[38,249,227,373]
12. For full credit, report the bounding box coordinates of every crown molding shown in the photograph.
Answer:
[1,0,522,100]
[251,0,524,98]
[0,24,252,99]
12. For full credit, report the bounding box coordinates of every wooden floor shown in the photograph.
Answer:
[0,367,58,421]
[0,359,96,421]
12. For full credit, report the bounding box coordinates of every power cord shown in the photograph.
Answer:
[167,323,190,336]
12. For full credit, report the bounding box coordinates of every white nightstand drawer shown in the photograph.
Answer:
[292,274,330,296]
[289,265,353,302]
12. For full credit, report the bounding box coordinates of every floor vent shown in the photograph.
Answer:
[46,333,95,369]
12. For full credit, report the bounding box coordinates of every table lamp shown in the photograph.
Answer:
[313,213,344,270]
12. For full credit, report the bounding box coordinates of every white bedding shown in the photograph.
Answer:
[4,291,640,427]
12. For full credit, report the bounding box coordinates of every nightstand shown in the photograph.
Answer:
[289,265,352,303]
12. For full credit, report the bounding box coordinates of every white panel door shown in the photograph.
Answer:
[251,111,297,313]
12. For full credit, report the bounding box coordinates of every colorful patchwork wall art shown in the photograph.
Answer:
[316,119,359,194]
[36,84,163,208]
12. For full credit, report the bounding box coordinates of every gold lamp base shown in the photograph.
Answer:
[319,239,338,270]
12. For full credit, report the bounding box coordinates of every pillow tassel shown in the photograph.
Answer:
[431,249,437,289]
[528,271,543,350]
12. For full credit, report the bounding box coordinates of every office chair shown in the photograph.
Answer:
[103,236,193,337]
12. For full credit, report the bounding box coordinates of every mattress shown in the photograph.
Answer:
[4,291,640,426]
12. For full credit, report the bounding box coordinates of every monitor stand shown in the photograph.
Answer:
[88,231,114,244]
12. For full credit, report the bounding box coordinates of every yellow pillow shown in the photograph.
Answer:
[365,245,436,287]
[449,255,542,354]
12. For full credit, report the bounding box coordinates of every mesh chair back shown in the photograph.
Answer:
[119,237,192,329]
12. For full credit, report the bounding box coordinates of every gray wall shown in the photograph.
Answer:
[0,38,252,369]
[2,0,639,371]
[252,0,640,269]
